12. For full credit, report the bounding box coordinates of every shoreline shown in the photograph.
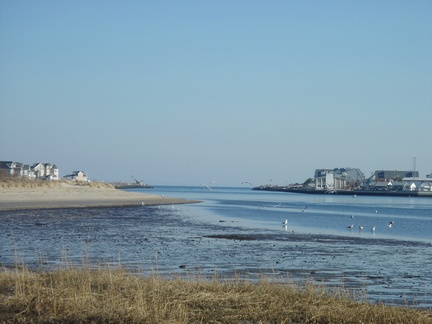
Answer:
[253,187,432,197]
[0,183,200,211]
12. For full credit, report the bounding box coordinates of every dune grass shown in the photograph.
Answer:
[0,174,114,189]
[0,264,431,323]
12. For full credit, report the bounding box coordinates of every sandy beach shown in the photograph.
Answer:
[0,181,199,211]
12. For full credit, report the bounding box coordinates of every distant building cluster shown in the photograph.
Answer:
[313,167,432,192]
[0,161,59,180]
[0,161,88,182]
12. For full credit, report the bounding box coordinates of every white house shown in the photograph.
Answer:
[64,171,88,182]
[31,163,46,179]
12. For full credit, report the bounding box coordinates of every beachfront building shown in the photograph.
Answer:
[314,168,364,190]
[31,163,60,180]
[31,163,45,179]
[44,163,59,180]
[0,161,18,176]
[47,164,59,180]
[63,171,88,182]
[22,164,34,178]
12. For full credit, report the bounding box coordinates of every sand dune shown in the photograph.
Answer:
[0,181,199,211]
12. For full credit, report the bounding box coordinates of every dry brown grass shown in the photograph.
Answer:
[0,175,114,189]
[0,265,430,323]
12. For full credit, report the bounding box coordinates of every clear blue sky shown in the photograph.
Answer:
[1,1,431,186]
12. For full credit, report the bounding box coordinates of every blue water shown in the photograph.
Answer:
[141,186,432,242]
[1,186,431,308]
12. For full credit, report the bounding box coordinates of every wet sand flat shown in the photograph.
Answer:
[1,203,431,308]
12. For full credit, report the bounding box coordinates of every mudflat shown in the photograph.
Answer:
[0,181,199,211]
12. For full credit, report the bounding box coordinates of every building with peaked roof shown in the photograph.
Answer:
[50,164,59,180]
[31,163,46,178]
[0,161,16,176]
[63,171,88,182]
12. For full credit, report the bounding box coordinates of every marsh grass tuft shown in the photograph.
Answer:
[0,265,431,323]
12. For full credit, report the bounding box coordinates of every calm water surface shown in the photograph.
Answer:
[1,186,431,308]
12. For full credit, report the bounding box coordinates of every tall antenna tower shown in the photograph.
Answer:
[412,156,416,172]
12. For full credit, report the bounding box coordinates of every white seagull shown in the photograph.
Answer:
[359,226,364,231]
[347,224,354,229]
[282,220,288,225]
[371,226,376,232]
